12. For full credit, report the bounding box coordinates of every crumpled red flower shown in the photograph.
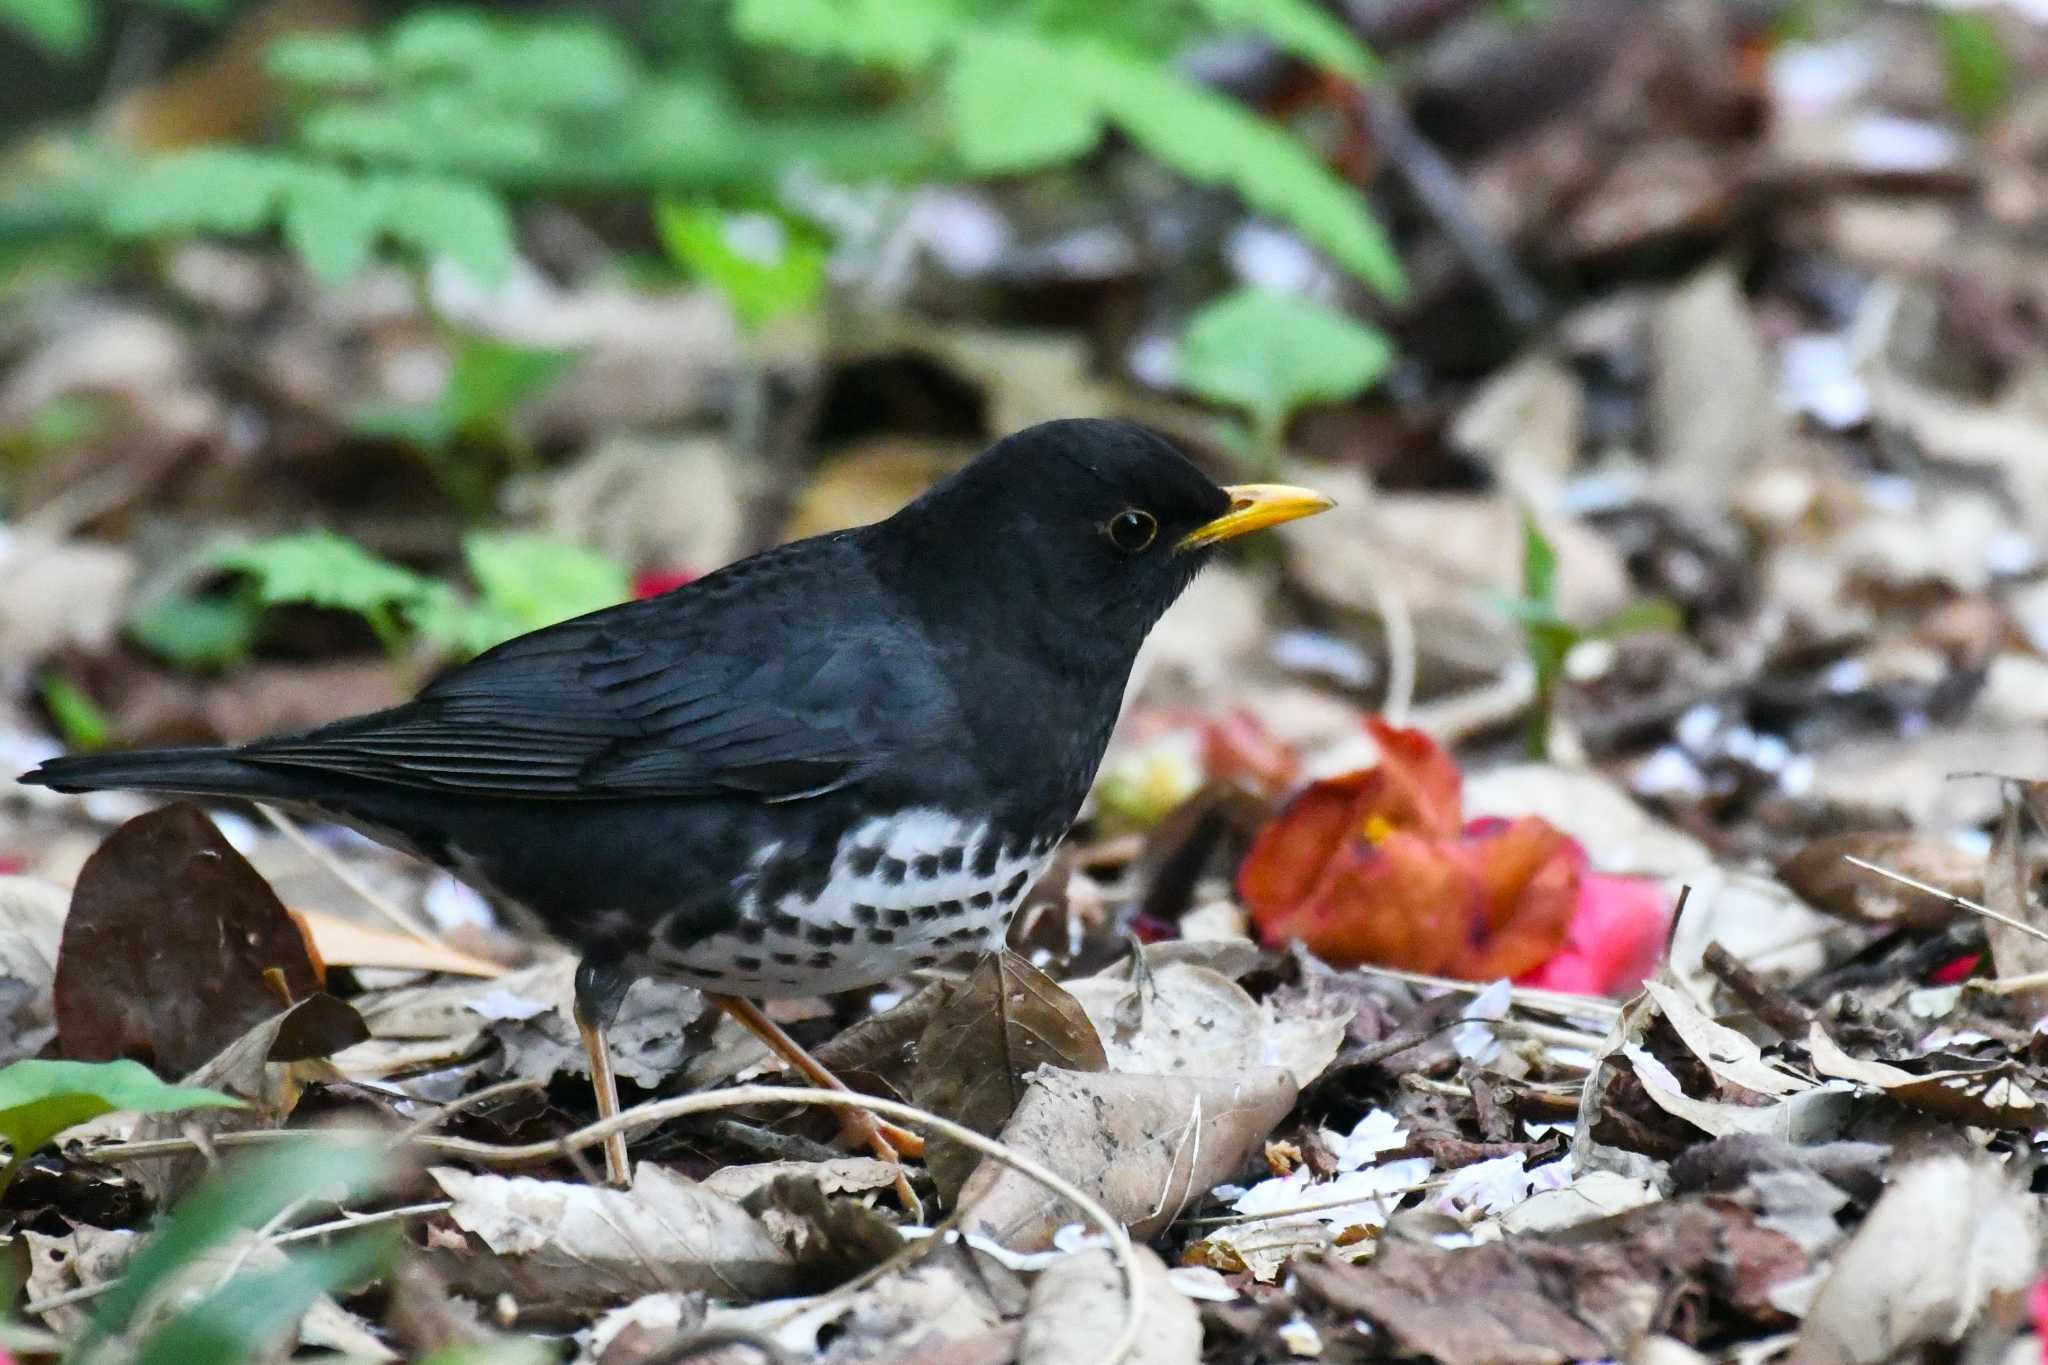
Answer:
[1238,717,1666,994]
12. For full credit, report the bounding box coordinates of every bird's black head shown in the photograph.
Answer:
[870,418,1332,668]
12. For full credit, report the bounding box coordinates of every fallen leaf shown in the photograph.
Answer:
[742,1173,905,1290]
[1777,832,1984,930]
[346,956,700,1088]
[1643,982,1809,1097]
[55,804,324,1075]
[428,1164,796,1306]
[1297,1196,1806,1365]
[701,1157,902,1204]
[1804,1023,2039,1128]
[912,951,1107,1203]
[1018,1246,1199,1365]
[0,876,67,1066]
[1791,1157,2037,1365]
[290,908,507,978]
[1631,1052,1850,1142]
[1063,961,1346,1088]
[126,993,365,1207]
[957,1066,1298,1250]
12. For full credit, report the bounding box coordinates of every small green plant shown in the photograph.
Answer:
[1936,11,2010,129]
[0,1058,239,1195]
[1498,513,1681,757]
[17,3,1404,301]
[350,331,578,517]
[129,528,630,669]
[655,197,828,330]
[35,673,113,751]
[1178,286,1394,464]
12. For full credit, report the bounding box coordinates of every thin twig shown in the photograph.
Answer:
[1177,1178,1447,1229]
[1842,855,2048,947]
[1360,87,1548,331]
[258,806,445,946]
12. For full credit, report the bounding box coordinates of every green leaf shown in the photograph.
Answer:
[438,333,577,435]
[212,530,434,624]
[1938,11,2010,129]
[464,532,628,636]
[0,1059,239,1196]
[1179,287,1393,443]
[1089,46,1406,297]
[126,593,264,671]
[382,175,516,285]
[1191,0,1380,82]
[36,673,110,752]
[131,1229,399,1365]
[103,149,295,237]
[732,0,959,68]
[1520,509,1557,611]
[385,7,496,79]
[89,1139,387,1342]
[135,0,232,19]
[947,31,1104,172]
[1590,597,1685,640]
[0,0,92,57]
[485,23,638,112]
[264,32,381,89]
[281,167,389,282]
[653,198,828,329]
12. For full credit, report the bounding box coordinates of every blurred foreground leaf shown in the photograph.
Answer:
[0,1059,239,1195]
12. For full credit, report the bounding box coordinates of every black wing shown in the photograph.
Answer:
[239,553,943,802]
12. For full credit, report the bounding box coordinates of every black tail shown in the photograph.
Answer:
[18,747,294,801]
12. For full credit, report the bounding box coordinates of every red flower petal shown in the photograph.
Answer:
[1362,717,1463,839]
[633,568,698,599]
[1518,869,1670,996]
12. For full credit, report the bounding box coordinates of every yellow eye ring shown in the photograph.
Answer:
[1106,509,1157,553]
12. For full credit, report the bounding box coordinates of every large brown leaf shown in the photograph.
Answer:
[911,951,1107,1203]
[55,802,325,1075]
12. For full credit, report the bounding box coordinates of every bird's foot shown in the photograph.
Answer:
[837,1112,926,1160]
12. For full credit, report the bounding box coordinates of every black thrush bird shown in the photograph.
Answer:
[20,418,1332,1185]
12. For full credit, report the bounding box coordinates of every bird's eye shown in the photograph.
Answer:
[1106,509,1158,553]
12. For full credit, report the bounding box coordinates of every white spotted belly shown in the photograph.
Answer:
[649,810,1054,997]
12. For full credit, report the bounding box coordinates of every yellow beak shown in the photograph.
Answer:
[1176,483,1336,552]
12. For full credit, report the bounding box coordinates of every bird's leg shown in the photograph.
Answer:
[705,993,927,1159]
[573,959,635,1189]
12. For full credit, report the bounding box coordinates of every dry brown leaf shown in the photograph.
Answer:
[701,1157,901,1204]
[54,803,326,1075]
[346,956,700,1088]
[1791,1157,2037,1365]
[1064,961,1346,1088]
[290,908,507,978]
[1018,1246,1199,1365]
[1984,793,2048,1015]
[912,950,1107,1202]
[1642,982,1809,1098]
[1631,1053,1850,1142]
[1777,832,1984,930]
[1297,1196,1805,1365]
[1803,1023,2040,1128]
[428,1164,796,1307]
[0,875,67,1066]
[957,1066,1298,1250]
